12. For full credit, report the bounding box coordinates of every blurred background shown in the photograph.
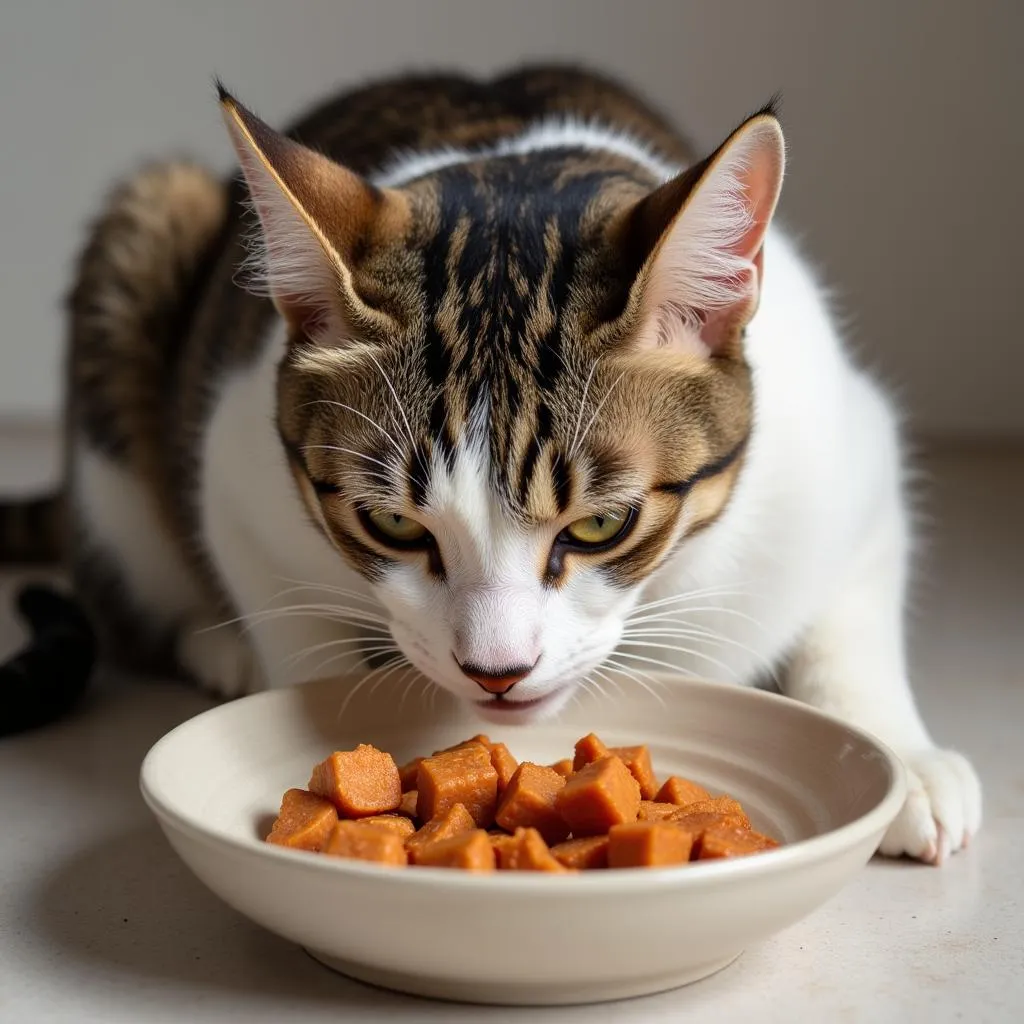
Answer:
[0,0,1020,440]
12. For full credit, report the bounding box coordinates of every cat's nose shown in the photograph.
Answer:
[455,657,538,695]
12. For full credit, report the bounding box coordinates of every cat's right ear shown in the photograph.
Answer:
[218,84,408,339]
[619,104,785,358]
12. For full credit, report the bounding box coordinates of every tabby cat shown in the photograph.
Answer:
[0,66,979,863]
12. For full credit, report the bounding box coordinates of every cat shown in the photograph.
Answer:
[0,65,979,863]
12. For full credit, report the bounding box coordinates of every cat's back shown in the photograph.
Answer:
[285,65,693,176]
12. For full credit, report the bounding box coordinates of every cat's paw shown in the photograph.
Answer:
[878,748,982,865]
[177,620,264,699]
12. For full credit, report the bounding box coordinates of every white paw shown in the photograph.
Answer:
[177,619,264,699]
[878,748,982,865]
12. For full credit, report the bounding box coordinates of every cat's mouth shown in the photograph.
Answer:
[471,685,569,721]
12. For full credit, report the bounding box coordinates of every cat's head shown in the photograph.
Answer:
[220,87,784,721]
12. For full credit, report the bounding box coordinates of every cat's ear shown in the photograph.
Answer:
[218,84,407,338]
[623,105,785,356]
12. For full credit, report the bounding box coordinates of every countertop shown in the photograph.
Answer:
[1,435,1021,1023]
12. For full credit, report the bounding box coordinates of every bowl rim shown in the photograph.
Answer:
[140,674,907,895]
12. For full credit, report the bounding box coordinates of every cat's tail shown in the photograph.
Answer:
[0,496,93,738]
[0,583,96,738]
[0,493,64,565]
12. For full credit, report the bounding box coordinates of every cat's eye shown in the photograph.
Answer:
[361,508,432,548]
[561,508,635,549]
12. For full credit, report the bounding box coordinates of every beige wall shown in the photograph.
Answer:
[0,0,1019,436]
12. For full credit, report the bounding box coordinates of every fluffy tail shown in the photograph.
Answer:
[0,493,64,565]
[1,158,228,738]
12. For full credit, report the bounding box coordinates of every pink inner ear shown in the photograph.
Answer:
[636,116,783,356]
[696,131,783,350]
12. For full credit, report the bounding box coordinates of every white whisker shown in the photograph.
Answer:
[334,655,409,723]
[302,444,396,476]
[364,348,419,452]
[301,399,405,458]
[571,368,627,460]
[596,661,666,707]
[612,646,741,684]
[568,358,600,461]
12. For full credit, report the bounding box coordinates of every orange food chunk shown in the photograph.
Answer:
[323,820,407,866]
[405,802,476,863]
[672,795,751,828]
[697,824,779,860]
[397,790,419,819]
[498,827,568,872]
[415,829,496,871]
[610,745,659,799]
[489,831,518,865]
[359,813,416,839]
[555,755,641,837]
[638,800,684,822]
[668,810,747,848]
[608,821,694,868]
[489,742,519,793]
[308,745,401,817]
[549,758,573,778]
[655,775,711,807]
[572,732,610,772]
[398,758,423,792]
[416,745,499,826]
[435,733,492,754]
[495,762,570,844]
[265,788,338,851]
[551,835,609,870]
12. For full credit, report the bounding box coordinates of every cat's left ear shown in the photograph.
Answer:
[622,105,785,356]
[218,84,408,339]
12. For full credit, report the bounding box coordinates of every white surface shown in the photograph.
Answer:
[1,437,1022,1020]
[139,673,903,1004]
[1,1,1022,434]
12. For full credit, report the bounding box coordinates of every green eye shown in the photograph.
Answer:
[364,509,430,546]
[563,508,633,547]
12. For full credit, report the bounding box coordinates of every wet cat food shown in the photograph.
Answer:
[266,732,780,871]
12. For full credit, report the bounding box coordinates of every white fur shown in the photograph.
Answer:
[72,117,980,863]
[73,444,205,623]
[374,115,680,187]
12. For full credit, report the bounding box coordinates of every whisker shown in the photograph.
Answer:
[270,577,384,608]
[568,357,600,461]
[596,661,666,707]
[627,605,765,630]
[300,399,404,458]
[302,444,396,475]
[612,646,741,684]
[334,655,408,723]
[396,666,426,716]
[620,625,777,679]
[629,585,752,614]
[589,665,629,701]
[282,636,399,672]
[363,349,431,494]
[571,368,627,461]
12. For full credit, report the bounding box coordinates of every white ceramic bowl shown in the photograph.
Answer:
[140,673,905,1006]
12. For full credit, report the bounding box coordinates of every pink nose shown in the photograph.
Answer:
[456,658,537,695]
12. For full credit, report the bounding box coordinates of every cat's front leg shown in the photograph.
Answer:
[177,613,264,699]
[783,499,982,865]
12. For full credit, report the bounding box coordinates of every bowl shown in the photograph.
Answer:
[140,672,905,1006]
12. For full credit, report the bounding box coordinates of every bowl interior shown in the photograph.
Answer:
[143,672,898,853]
